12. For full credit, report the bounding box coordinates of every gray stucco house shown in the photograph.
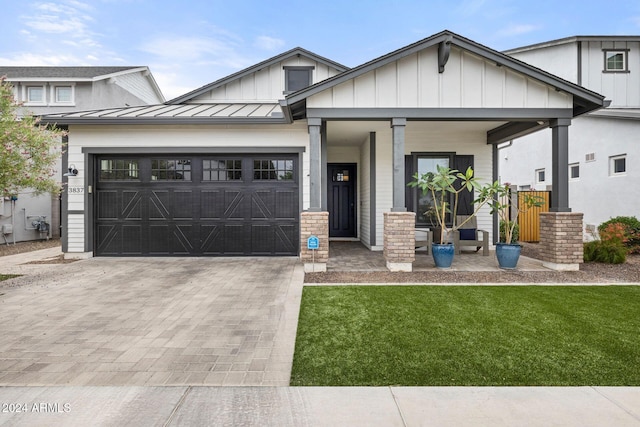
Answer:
[0,66,164,243]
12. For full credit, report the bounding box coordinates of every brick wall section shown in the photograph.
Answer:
[383,212,416,264]
[300,211,329,263]
[539,212,584,265]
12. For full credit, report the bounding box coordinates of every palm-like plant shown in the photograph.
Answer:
[409,165,493,244]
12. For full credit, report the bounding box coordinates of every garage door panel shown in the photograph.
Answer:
[174,191,194,220]
[200,224,223,254]
[97,191,118,220]
[275,224,297,254]
[200,190,223,219]
[121,225,142,254]
[275,190,296,219]
[150,191,170,220]
[224,225,246,254]
[224,191,246,219]
[123,191,142,220]
[251,190,274,220]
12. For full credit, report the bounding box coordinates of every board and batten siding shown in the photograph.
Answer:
[308,46,573,109]
[359,135,372,248]
[192,57,343,103]
[65,123,311,253]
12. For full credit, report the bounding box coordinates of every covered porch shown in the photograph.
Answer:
[324,241,548,272]
[283,31,605,273]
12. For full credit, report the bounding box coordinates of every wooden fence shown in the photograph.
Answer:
[517,191,550,242]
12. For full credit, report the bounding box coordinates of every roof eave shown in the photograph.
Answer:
[40,116,291,126]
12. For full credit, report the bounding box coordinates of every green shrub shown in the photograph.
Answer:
[584,240,627,264]
[598,216,640,254]
[499,220,519,243]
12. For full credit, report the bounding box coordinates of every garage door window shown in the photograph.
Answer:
[203,159,242,181]
[152,159,191,181]
[253,159,294,181]
[100,159,140,181]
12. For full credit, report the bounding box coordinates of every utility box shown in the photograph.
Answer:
[2,224,13,235]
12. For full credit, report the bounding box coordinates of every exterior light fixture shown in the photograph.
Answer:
[64,164,78,177]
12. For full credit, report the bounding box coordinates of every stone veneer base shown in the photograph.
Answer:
[386,261,413,272]
[542,261,580,271]
[304,263,327,273]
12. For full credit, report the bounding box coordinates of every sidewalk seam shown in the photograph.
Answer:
[591,386,640,422]
[163,386,192,427]
[389,386,408,427]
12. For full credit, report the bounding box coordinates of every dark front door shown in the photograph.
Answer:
[328,163,356,237]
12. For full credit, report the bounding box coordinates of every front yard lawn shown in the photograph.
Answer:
[290,286,640,386]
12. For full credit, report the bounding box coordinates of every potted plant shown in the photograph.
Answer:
[409,165,493,268]
[482,182,545,269]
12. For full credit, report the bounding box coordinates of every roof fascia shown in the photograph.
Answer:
[93,67,148,81]
[39,116,290,126]
[504,35,640,54]
[167,47,349,105]
[4,77,93,82]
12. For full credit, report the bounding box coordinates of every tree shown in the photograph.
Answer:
[0,76,65,197]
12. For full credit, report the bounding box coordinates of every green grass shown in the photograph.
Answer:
[291,286,640,386]
[0,274,20,282]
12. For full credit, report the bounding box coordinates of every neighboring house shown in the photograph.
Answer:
[0,66,164,243]
[42,31,605,272]
[499,36,640,236]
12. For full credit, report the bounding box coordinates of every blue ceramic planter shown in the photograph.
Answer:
[496,243,521,269]
[432,243,455,268]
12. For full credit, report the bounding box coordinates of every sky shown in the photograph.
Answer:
[2,0,640,100]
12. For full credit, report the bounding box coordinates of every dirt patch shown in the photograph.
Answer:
[0,238,61,257]
[24,254,78,264]
[306,243,640,284]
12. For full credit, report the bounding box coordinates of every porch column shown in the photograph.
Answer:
[308,118,322,211]
[303,118,329,272]
[384,118,414,271]
[391,118,407,212]
[550,118,571,212]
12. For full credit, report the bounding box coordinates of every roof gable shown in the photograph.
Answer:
[284,30,605,117]
[167,47,349,104]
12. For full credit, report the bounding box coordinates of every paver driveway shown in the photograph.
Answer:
[0,252,304,386]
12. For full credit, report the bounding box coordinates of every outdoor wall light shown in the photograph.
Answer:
[63,164,78,177]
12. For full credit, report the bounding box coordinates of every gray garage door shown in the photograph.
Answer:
[94,155,299,256]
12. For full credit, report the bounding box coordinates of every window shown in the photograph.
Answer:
[53,85,73,103]
[253,160,294,181]
[604,50,629,72]
[284,66,313,93]
[151,159,191,181]
[610,155,626,176]
[569,163,580,180]
[416,156,451,225]
[536,168,546,183]
[26,86,45,103]
[100,159,140,181]
[203,159,242,181]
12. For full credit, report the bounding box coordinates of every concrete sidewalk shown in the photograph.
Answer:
[0,386,639,426]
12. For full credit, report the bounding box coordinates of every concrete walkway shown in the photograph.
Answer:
[0,386,638,426]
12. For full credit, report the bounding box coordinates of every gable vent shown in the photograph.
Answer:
[585,152,596,162]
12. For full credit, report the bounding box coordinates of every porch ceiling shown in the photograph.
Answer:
[326,120,507,146]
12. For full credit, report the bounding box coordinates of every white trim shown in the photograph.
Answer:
[50,83,76,106]
[23,84,47,106]
[609,154,627,176]
[569,163,580,181]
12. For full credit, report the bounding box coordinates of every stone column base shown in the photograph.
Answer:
[300,211,329,269]
[540,212,583,271]
[64,251,93,260]
[383,211,416,272]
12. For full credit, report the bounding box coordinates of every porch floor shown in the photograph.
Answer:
[327,241,549,272]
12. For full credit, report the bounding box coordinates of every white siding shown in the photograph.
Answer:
[191,56,343,103]
[499,116,640,235]
[114,72,164,104]
[359,137,371,248]
[308,47,572,109]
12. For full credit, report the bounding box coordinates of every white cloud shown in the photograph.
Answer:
[25,1,94,35]
[0,52,88,66]
[497,23,540,37]
[455,0,487,17]
[140,35,252,69]
[254,35,285,51]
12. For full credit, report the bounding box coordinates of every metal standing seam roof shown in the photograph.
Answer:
[41,103,285,124]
